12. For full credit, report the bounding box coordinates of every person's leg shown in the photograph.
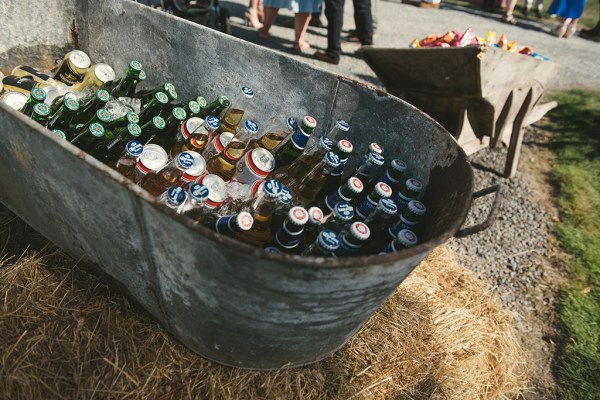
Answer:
[294,12,312,51]
[552,17,570,37]
[502,0,518,24]
[371,0,378,32]
[318,0,344,62]
[353,0,373,45]
[259,7,279,38]
[524,0,532,16]
[245,0,264,28]
[564,17,579,38]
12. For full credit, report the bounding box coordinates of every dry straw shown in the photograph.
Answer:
[0,208,528,399]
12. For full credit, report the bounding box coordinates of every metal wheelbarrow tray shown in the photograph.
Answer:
[1,0,483,370]
[360,45,558,178]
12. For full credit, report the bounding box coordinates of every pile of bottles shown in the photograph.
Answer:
[1,50,429,258]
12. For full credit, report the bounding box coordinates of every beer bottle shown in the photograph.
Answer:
[301,229,340,257]
[178,151,207,186]
[52,129,67,140]
[266,206,309,254]
[196,96,207,115]
[332,222,371,257]
[70,63,116,93]
[21,87,47,116]
[198,95,231,119]
[380,229,418,254]
[170,116,220,158]
[136,82,177,106]
[326,118,350,141]
[91,122,142,160]
[376,199,426,254]
[246,116,297,152]
[195,174,228,210]
[138,92,170,125]
[272,115,317,168]
[110,60,144,98]
[70,122,105,152]
[351,151,385,192]
[134,144,169,184]
[167,99,201,119]
[52,50,91,85]
[30,103,51,126]
[138,115,166,145]
[315,139,354,199]
[264,246,282,255]
[140,151,196,197]
[297,206,324,252]
[271,135,333,185]
[363,198,398,235]
[72,108,113,142]
[203,211,255,237]
[233,147,275,185]
[355,142,384,171]
[316,176,364,216]
[157,186,188,212]
[321,201,354,235]
[70,88,111,126]
[270,186,293,232]
[151,107,187,150]
[113,140,144,180]
[49,91,78,115]
[354,182,393,221]
[180,183,210,221]
[219,86,254,133]
[205,119,260,181]
[395,178,424,213]
[48,96,80,131]
[202,131,234,161]
[236,179,283,247]
[380,159,408,193]
[291,151,340,206]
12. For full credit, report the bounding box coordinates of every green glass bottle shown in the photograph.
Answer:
[21,87,46,116]
[138,91,170,124]
[70,122,105,152]
[48,96,80,132]
[110,60,144,98]
[91,122,142,160]
[139,115,167,145]
[30,103,51,126]
[71,88,111,126]
[136,82,177,106]
[291,151,340,206]
[70,108,112,140]
[198,95,231,119]
[151,107,187,150]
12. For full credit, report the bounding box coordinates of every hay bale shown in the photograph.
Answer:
[0,209,527,399]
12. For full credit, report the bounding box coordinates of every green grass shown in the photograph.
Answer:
[542,89,600,400]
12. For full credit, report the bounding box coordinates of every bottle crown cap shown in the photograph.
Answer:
[350,222,371,241]
[288,206,309,225]
[126,112,140,124]
[205,115,220,130]
[236,211,254,230]
[303,115,317,128]
[196,96,207,108]
[30,87,46,102]
[89,122,105,137]
[138,70,147,81]
[369,151,385,166]
[52,129,66,140]
[241,86,254,98]
[33,103,50,116]
[375,182,393,198]
[172,107,187,121]
[278,186,292,203]
[218,95,230,107]
[127,123,142,137]
[164,82,175,91]
[379,198,398,215]
[397,229,418,247]
[308,207,324,224]
[369,142,383,154]
[319,230,340,251]
[176,151,195,170]
[166,186,186,206]
[391,159,408,172]
[265,246,282,254]
[334,201,354,221]
[129,60,143,72]
[286,117,298,132]
[69,50,91,69]
[151,115,166,129]
[347,177,364,193]
[166,86,178,101]
[155,91,169,104]
[188,100,201,114]
[320,136,334,150]
[335,119,350,132]
[407,199,427,215]
[64,97,79,112]
[337,139,354,154]
[406,178,423,193]
[125,140,144,157]
[324,151,341,168]
[244,119,259,134]
[188,183,209,202]
[96,89,110,102]
[263,179,283,197]
[95,108,112,123]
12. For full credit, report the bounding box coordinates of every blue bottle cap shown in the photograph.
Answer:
[241,86,254,98]
[205,115,220,130]
[318,230,340,252]
[407,199,426,216]
[369,151,385,166]
[335,119,350,132]
[406,178,423,193]
[166,186,186,206]
[286,117,298,132]
[279,186,292,204]
[263,179,283,197]
[188,183,209,202]
[334,201,354,221]
[391,159,407,172]
[379,198,398,215]
[324,151,341,168]
[176,151,195,170]
[320,136,334,151]
[265,246,282,254]
[244,119,259,134]
[397,229,418,248]
[125,140,144,157]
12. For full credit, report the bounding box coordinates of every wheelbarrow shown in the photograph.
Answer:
[359,45,558,178]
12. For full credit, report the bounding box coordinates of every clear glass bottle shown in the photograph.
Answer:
[113,140,144,180]
[271,135,333,187]
[321,201,354,235]
[236,179,283,247]
[157,185,187,211]
[180,183,210,222]
[272,115,317,168]
[291,151,340,206]
[219,86,254,133]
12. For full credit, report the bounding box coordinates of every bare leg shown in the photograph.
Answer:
[293,12,312,51]
[259,7,280,38]
[502,0,518,23]
[245,0,263,29]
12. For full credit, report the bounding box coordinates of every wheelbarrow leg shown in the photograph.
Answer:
[503,88,533,178]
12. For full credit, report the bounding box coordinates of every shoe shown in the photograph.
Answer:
[564,24,577,38]
[552,23,567,38]
[501,14,518,25]
[258,28,269,40]
[294,40,311,53]
[244,8,263,29]
[342,33,361,43]
[314,51,339,65]
[309,17,325,28]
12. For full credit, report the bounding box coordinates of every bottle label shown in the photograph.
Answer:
[395,192,414,213]
[381,240,397,254]
[215,216,235,235]
[356,196,378,219]
[290,123,311,149]
[333,236,360,257]
[325,187,350,211]
[382,170,401,186]
[275,229,302,248]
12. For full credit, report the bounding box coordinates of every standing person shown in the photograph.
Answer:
[524,0,544,17]
[547,0,587,38]
[501,0,519,24]
[314,0,373,65]
[258,0,322,52]
[342,0,378,42]
[245,0,264,28]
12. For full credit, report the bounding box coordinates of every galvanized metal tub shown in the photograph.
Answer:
[0,0,474,370]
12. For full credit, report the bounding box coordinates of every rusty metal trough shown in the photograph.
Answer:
[0,0,490,370]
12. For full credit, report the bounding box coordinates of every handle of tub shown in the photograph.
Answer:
[454,184,504,238]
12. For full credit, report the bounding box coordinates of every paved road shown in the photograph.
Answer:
[222,0,600,91]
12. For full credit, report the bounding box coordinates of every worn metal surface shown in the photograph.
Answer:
[0,0,474,369]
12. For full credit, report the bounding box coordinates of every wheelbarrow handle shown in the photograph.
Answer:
[454,184,504,238]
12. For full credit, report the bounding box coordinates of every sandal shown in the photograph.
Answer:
[501,14,518,25]
[258,28,270,40]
